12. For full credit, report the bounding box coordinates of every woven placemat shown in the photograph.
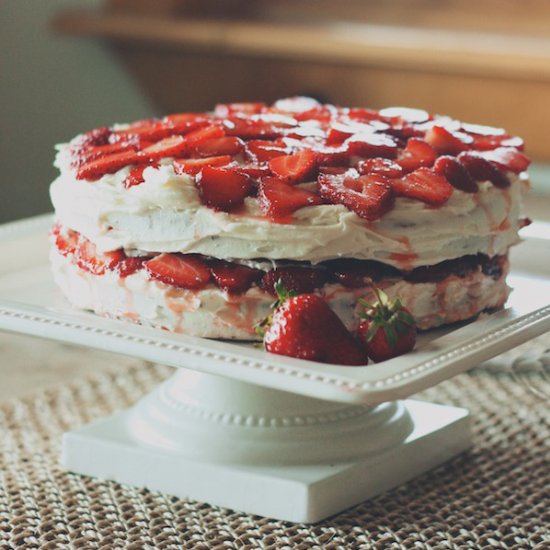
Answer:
[0,348,549,549]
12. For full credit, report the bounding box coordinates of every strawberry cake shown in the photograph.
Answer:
[49,97,531,340]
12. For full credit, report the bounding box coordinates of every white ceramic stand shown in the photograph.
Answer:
[62,368,471,523]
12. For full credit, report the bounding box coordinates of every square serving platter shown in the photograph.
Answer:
[0,213,548,405]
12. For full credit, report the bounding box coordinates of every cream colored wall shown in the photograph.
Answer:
[0,0,155,223]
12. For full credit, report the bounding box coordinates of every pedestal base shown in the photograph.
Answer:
[62,369,470,523]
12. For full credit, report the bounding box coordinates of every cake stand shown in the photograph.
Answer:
[0,214,549,523]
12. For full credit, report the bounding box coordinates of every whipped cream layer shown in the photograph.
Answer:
[51,246,510,338]
[51,144,529,269]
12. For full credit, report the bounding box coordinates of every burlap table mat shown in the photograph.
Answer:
[0,341,549,549]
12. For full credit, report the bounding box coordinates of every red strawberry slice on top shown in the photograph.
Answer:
[391,167,454,206]
[433,156,478,193]
[424,125,473,155]
[76,149,142,181]
[457,152,511,188]
[142,135,188,160]
[173,156,232,176]
[357,158,403,178]
[195,165,253,211]
[395,138,437,172]
[245,139,289,163]
[258,177,324,222]
[346,132,399,158]
[194,136,244,157]
[318,172,394,221]
[145,253,211,289]
[268,149,317,183]
[475,147,530,174]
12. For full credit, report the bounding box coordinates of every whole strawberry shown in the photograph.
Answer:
[259,283,368,366]
[357,287,416,362]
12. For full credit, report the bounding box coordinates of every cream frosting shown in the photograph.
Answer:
[51,143,529,269]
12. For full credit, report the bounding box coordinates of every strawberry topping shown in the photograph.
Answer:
[391,167,454,206]
[68,98,530,220]
[145,253,211,289]
[458,152,511,188]
[433,156,478,193]
[318,172,394,221]
[195,165,253,211]
[396,138,437,172]
[173,156,232,176]
[258,177,323,221]
[209,260,262,294]
[268,149,317,184]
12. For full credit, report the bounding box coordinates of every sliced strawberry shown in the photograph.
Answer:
[76,150,142,181]
[260,266,327,295]
[182,124,225,149]
[395,138,437,172]
[123,164,157,188]
[475,147,530,174]
[209,260,262,294]
[145,253,211,289]
[214,102,266,117]
[234,163,272,180]
[142,135,187,160]
[391,167,454,206]
[315,144,350,166]
[173,156,232,176]
[74,127,111,148]
[163,113,210,134]
[109,121,171,146]
[54,228,79,257]
[433,156,478,193]
[195,165,253,210]
[326,121,379,145]
[115,256,145,278]
[424,125,473,155]
[268,150,317,184]
[293,105,337,123]
[71,142,136,168]
[195,136,244,157]
[258,177,323,221]
[347,108,383,122]
[224,118,280,139]
[76,239,124,276]
[345,133,399,158]
[357,158,403,178]
[245,139,289,162]
[235,162,271,180]
[470,134,524,151]
[460,122,525,150]
[317,172,394,221]
[457,152,511,188]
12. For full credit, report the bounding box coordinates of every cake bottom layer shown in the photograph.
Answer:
[50,247,511,340]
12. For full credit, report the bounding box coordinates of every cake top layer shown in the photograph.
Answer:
[62,97,529,223]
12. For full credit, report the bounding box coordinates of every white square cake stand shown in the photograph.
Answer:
[0,215,549,523]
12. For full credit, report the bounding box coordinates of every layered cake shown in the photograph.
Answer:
[49,97,530,339]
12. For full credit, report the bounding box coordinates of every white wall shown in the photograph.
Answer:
[0,0,155,223]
